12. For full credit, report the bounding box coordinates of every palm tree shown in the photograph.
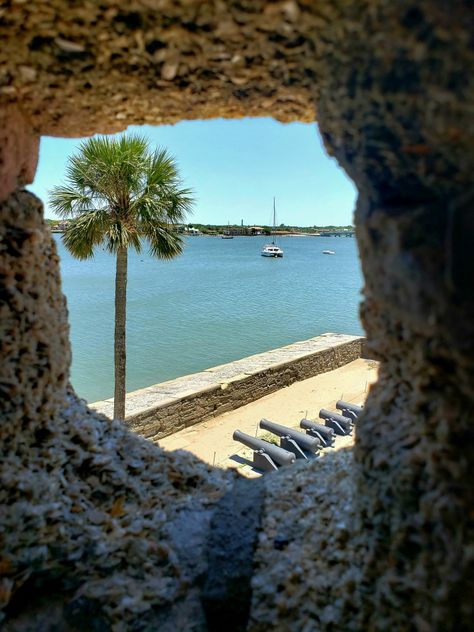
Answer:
[50,134,194,420]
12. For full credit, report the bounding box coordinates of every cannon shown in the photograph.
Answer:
[336,400,363,422]
[299,419,335,447]
[259,418,320,459]
[233,429,296,472]
[319,409,353,435]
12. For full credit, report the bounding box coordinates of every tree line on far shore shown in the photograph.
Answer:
[46,218,354,234]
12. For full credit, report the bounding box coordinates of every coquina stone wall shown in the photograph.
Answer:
[91,334,364,441]
[0,2,472,631]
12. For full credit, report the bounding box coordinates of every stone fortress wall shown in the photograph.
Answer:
[91,333,364,441]
[0,2,472,631]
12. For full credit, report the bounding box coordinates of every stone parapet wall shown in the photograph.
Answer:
[91,333,364,441]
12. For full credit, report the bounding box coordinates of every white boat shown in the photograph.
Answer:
[261,198,284,258]
[261,244,284,257]
[322,250,335,255]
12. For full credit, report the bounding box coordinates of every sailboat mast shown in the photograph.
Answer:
[272,197,276,245]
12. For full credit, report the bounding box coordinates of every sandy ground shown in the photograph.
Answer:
[159,358,378,477]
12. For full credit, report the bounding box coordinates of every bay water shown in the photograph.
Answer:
[55,235,364,403]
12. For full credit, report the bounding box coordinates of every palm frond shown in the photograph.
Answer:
[49,133,194,262]
[65,134,149,211]
[105,221,142,254]
[141,223,184,259]
[145,148,179,188]
[49,185,96,218]
[62,211,111,259]
[161,186,195,224]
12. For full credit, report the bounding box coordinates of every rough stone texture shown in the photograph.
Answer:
[315,2,474,629]
[203,476,265,631]
[249,450,361,632]
[91,334,363,441]
[1,393,231,632]
[0,189,69,438]
[0,190,233,630]
[0,106,39,201]
[0,0,322,138]
[1,1,473,630]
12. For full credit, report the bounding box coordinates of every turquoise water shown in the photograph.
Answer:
[55,235,364,403]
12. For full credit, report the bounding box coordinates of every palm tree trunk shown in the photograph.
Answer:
[114,246,128,420]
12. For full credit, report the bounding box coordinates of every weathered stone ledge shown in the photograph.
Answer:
[91,332,364,441]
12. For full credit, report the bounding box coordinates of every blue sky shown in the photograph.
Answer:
[29,118,357,227]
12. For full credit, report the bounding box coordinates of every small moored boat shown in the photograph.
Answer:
[261,244,284,257]
[322,250,335,255]
[222,221,234,239]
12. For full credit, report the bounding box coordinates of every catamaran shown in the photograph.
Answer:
[261,198,284,257]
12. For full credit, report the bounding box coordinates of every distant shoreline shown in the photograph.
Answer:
[50,230,353,237]
[184,233,354,238]
[48,224,354,238]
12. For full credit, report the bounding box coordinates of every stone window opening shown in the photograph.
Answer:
[0,2,472,630]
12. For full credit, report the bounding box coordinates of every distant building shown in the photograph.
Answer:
[50,220,70,232]
[228,226,248,236]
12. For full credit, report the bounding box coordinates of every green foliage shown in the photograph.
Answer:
[49,134,194,260]
[178,223,354,234]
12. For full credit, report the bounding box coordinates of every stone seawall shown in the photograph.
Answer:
[91,333,364,442]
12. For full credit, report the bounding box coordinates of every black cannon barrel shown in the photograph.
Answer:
[336,400,363,416]
[233,430,295,466]
[319,409,352,435]
[300,419,334,440]
[319,409,353,427]
[260,419,320,453]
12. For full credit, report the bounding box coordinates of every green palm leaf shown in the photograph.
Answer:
[49,134,194,255]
